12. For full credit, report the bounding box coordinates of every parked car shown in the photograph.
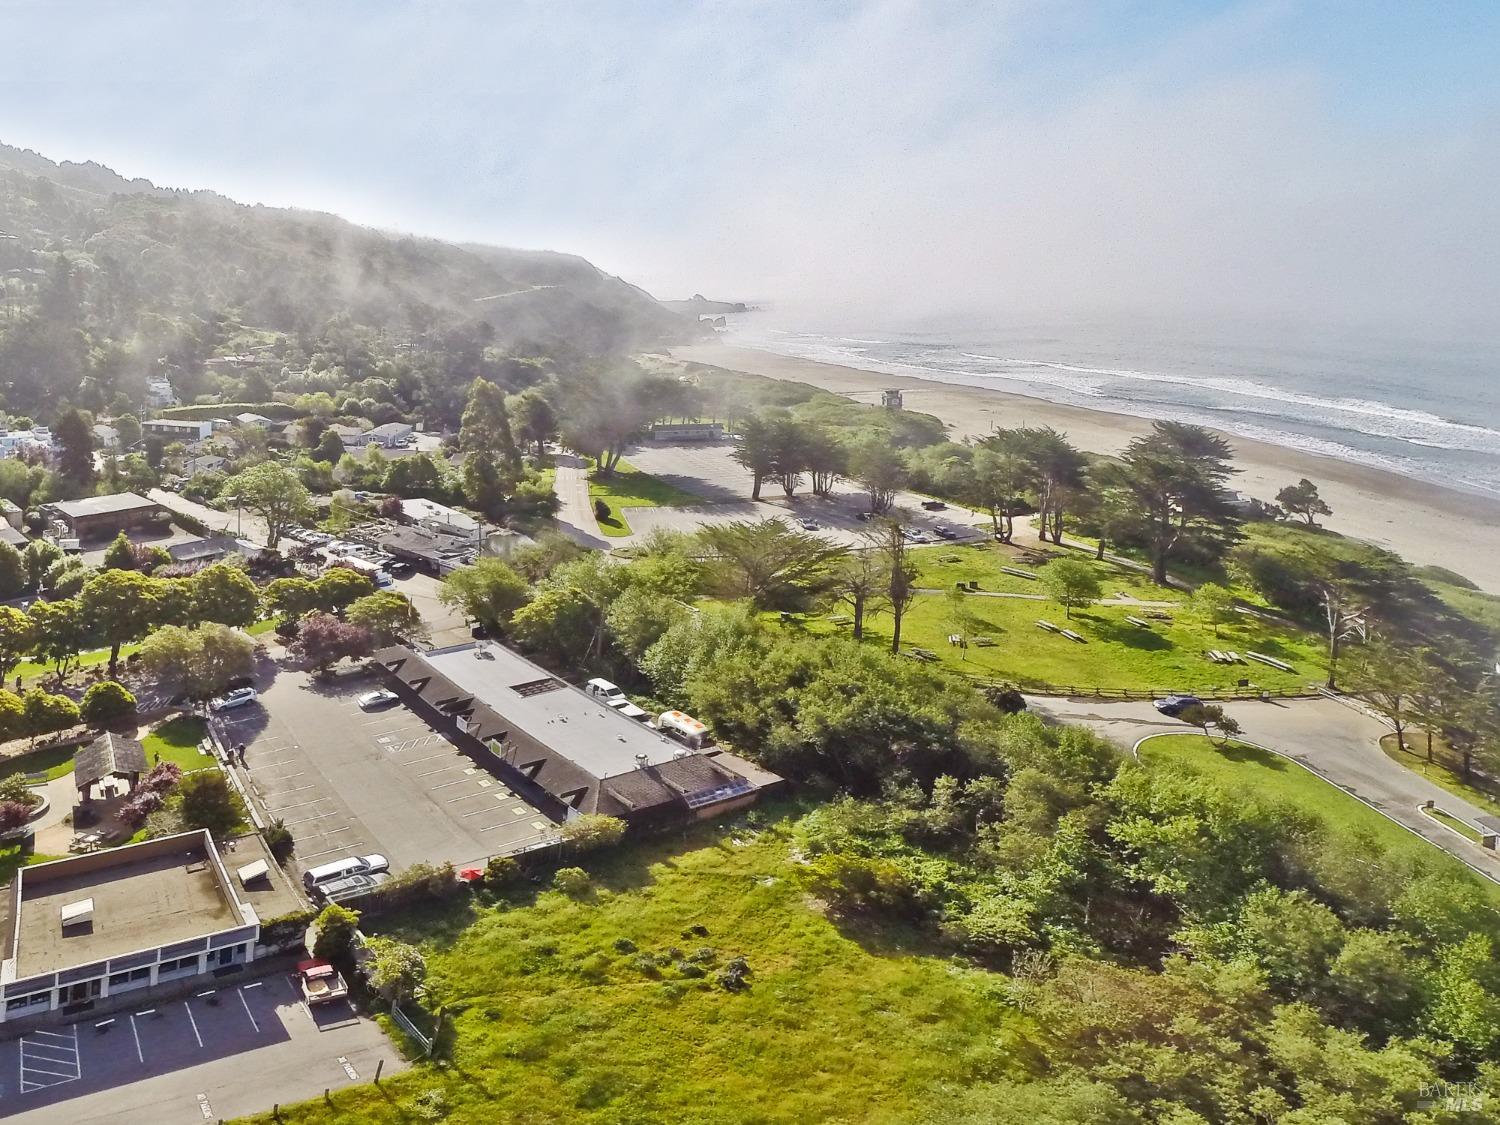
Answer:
[303,853,390,890]
[799,518,819,530]
[313,871,391,904]
[358,689,399,711]
[1153,695,1203,718]
[921,500,947,511]
[210,686,258,712]
[908,530,933,544]
[585,677,627,704]
[933,526,958,539]
[296,959,349,1006]
[387,560,415,577]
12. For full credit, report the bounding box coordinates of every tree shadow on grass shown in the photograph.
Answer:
[1085,616,1173,651]
[597,514,628,534]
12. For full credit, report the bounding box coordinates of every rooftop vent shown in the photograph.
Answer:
[634,753,649,769]
[60,897,94,928]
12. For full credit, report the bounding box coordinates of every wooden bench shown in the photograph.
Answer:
[973,636,996,647]
[1036,619,1060,633]
[1001,566,1039,581]
[1124,616,1151,628]
[1246,651,1294,672]
[1059,629,1087,644]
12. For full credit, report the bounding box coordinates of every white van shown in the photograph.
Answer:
[585,678,626,704]
[302,853,389,890]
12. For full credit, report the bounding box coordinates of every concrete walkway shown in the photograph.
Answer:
[1027,694,1500,884]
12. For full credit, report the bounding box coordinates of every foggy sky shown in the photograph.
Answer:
[2,1,1499,336]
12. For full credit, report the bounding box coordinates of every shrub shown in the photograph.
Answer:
[0,799,33,833]
[81,681,137,726]
[552,867,590,896]
[483,855,520,887]
[139,761,183,795]
[177,771,248,838]
[312,902,361,961]
[264,818,295,864]
[676,961,706,979]
[717,955,753,991]
[631,953,661,978]
[119,789,165,828]
[687,946,718,965]
[0,774,37,806]
[613,937,637,953]
[560,813,627,853]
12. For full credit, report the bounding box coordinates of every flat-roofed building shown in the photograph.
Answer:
[0,831,300,1024]
[44,492,167,540]
[373,643,781,830]
[143,417,214,442]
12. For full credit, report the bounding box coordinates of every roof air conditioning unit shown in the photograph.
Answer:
[61,897,94,928]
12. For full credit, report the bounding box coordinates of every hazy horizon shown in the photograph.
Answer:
[4,2,1500,340]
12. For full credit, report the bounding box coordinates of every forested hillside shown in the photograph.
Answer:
[0,142,699,422]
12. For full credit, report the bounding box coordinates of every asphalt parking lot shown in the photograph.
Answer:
[0,973,403,1124]
[226,669,556,878]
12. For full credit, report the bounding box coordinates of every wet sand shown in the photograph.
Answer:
[672,342,1500,594]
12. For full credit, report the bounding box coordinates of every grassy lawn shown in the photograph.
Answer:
[1380,734,1500,819]
[1422,806,1483,843]
[142,716,213,772]
[788,589,1323,694]
[588,458,702,537]
[245,617,277,636]
[0,742,79,782]
[911,542,1186,603]
[1137,734,1476,875]
[241,812,1031,1125]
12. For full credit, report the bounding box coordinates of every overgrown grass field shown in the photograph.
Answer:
[1137,734,1483,877]
[588,458,703,537]
[240,813,1031,1125]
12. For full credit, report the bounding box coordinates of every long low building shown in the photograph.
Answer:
[373,643,782,828]
[0,831,301,1025]
[44,492,168,539]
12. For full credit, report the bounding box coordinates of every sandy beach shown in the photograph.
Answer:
[673,342,1500,595]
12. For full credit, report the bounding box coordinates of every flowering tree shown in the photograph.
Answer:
[290,613,374,672]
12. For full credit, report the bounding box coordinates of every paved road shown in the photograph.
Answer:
[551,453,610,548]
[1027,694,1500,882]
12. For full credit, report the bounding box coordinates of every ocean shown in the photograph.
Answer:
[724,312,1500,500]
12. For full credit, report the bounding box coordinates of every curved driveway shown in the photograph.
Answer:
[1026,694,1500,884]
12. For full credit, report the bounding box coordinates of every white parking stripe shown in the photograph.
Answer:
[284,810,341,826]
[429,777,472,790]
[130,1013,144,1063]
[184,1000,203,1047]
[267,797,330,813]
[447,790,491,803]
[238,987,261,1033]
[26,1029,73,1042]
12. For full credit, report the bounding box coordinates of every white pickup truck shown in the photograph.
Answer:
[296,958,349,1006]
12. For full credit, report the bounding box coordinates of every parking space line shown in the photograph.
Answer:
[429,777,472,790]
[284,810,342,826]
[405,753,450,766]
[238,986,261,1033]
[267,796,330,813]
[184,1000,203,1047]
[301,840,363,860]
[27,1029,73,1042]
[129,1013,144,1063]
[415,764,460,777]
[447,790,491,803]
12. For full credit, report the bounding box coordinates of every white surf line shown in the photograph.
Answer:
[183,1000,203,1047]
[238,987,260,1033]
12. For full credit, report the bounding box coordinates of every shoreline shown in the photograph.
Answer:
[671,341,1500,595]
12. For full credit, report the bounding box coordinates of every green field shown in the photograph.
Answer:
[240,812,1031,1125]
[1137,735,1463,873]
[791,590,1322,695]
[911,542,1183,604]
[1380,734,1500,819]
[588,459,702,537]
[0,742,79,782]
[142,716,213,772]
